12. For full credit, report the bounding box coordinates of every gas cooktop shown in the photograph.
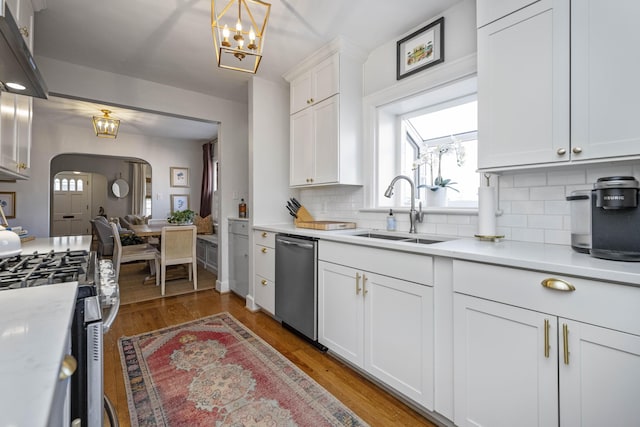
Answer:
[0,249,94,290]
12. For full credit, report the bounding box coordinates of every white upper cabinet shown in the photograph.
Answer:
[284,38,365,187]
[571,0,640,161]
[477,0,570,169]
[478,0,640,170]
[290,55,339,115]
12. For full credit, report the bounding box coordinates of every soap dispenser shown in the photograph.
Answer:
[386,209,396,231]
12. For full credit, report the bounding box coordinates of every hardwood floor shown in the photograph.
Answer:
[104,289,437,427]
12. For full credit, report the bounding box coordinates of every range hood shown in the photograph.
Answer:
[0,5,47,99]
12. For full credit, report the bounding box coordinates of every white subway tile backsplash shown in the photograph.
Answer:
[296,161,639,248]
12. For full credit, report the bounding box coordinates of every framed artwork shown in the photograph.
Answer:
[397,17,445,80]
[170,167,190,187]
[0,192,16,220]
[170,194,190,213]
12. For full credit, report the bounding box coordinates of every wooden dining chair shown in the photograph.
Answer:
[160,225,198,296]
[110,223,160,286]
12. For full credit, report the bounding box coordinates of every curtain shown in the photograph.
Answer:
[131,163,147,216]
[200,142,213,217]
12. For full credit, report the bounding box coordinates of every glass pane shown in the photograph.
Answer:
[408,100,478,141]
[77,179,83,191]
[61,179,68,191]
[54,178,60,191]
[69,179,76,192]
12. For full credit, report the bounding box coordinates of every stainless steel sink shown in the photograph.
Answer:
[353,232,444,244]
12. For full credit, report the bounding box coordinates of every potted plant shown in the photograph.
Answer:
[167,209,195,225]
[415,140,465,206]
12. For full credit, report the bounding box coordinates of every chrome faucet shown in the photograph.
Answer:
[384,175,423,233]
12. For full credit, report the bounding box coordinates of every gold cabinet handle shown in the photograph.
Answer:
[557,148,567,156]
[544,319,550,358]
[541,278,575,292]
[572,147,583,154]
[19,26,29,38]
[261,247,267,253]
[261,279,267,286]
[363,274,368,296]
[17,162,27,170]
[355,272,361,295]
[261,232,267,238]
[563,323,570,365]
[59,354,77,380]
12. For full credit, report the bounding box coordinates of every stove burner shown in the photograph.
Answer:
[0,249,91,290]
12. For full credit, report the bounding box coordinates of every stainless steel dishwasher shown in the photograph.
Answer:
[275,233,326,350]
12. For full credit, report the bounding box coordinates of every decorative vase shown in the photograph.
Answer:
[425,188,448,207]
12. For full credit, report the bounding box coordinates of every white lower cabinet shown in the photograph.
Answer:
[253,230,275,314]
[318,241,434,409]
[453,260,640,427]
[196,236,217,273]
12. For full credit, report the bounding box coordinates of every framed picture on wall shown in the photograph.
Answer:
[170,167,190,187]
[0,192,16,219]
[170,194,190,213]
[397,17,445,80]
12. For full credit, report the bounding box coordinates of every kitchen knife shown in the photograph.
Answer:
[285,205,298,218]
[291,198,302,210]
[287,200,299,213]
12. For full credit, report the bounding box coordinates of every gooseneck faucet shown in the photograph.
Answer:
[384,175,423,233]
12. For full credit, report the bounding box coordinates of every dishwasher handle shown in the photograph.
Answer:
[277,238,315,249]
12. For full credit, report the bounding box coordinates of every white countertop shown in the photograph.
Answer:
[0,282,78,427]
[253,223,640,286]
[21,235,92,254]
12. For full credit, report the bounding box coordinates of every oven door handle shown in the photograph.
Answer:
[102,294,120,334]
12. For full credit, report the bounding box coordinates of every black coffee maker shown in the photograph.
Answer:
[591,176,640,261]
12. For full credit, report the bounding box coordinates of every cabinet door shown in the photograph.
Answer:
[205,243,217,272]
[290,108,314,186]
[230,233,249,297]
[313,55,339,105]
[364,272,434,409]
[571,0,640,160]
[560,319,640,427]
[16,0,33,51]
[312,96,339,185]
[318,261,364,366]
[290,72,312,114]
[0,92,17,170]
[254,274,274,315]
[477,0,569,169]
[15,94,31,176]
[196,239,206,263]
[453,293,558,427]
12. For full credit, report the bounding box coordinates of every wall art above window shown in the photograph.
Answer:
[397,17,445,80]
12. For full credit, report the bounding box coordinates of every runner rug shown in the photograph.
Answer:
[119,312,369,426]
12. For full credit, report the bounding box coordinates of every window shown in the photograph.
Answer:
[377,78,479,209]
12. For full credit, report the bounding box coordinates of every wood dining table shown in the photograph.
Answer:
[129,223,167,237]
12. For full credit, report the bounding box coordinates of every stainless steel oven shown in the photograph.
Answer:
[0,249,120,426]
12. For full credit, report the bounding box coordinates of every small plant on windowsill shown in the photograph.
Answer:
[415,139,466,193]
[167,209,195,225]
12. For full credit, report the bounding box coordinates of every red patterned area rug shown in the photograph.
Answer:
[119,312,369,426]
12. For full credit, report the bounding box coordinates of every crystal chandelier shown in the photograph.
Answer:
[92,109,120,139]
[211,0,271,74]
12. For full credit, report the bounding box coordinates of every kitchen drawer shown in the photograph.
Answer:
[319,240,433,286]
[253,230,276,248]
[229,220,248,235]
[452,260,640,336]
[254,274,275,315]
[254,244,275,281]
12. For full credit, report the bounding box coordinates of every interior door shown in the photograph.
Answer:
[52,173,91,236]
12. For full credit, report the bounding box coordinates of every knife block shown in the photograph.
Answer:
[294,206,315,225]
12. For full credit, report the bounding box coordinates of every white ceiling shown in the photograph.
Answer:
[32,0,457,140]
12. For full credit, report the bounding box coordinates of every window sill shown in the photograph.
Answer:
[361,207,478,216]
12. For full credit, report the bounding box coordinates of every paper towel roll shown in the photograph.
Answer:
[478,186,497,236]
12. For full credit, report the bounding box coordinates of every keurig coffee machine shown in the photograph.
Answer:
[591,176,640,261]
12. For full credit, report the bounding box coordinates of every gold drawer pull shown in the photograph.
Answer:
[261,279,267,286]
[262,232,267,238]
[59,354,77,380]
[355,272,361,295]
[363,274,368,296]
[543,319,550,358]
[541,278,575,292]
[261,247,267,253]
[563,323,570,365]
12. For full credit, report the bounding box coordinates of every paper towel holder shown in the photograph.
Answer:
[475,173,504,241]
[482,173,504,216]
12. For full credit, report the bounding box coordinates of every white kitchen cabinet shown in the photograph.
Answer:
[452,260,640,427]
[196,235,217,273]
[284,39,364,187]
[289,54,338,115]
[253,230,275,314]
[318,241,434,409]
[228,219,248,297]
[571,0,640,161]
[477,0,570,169]
[290,95,339,186]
